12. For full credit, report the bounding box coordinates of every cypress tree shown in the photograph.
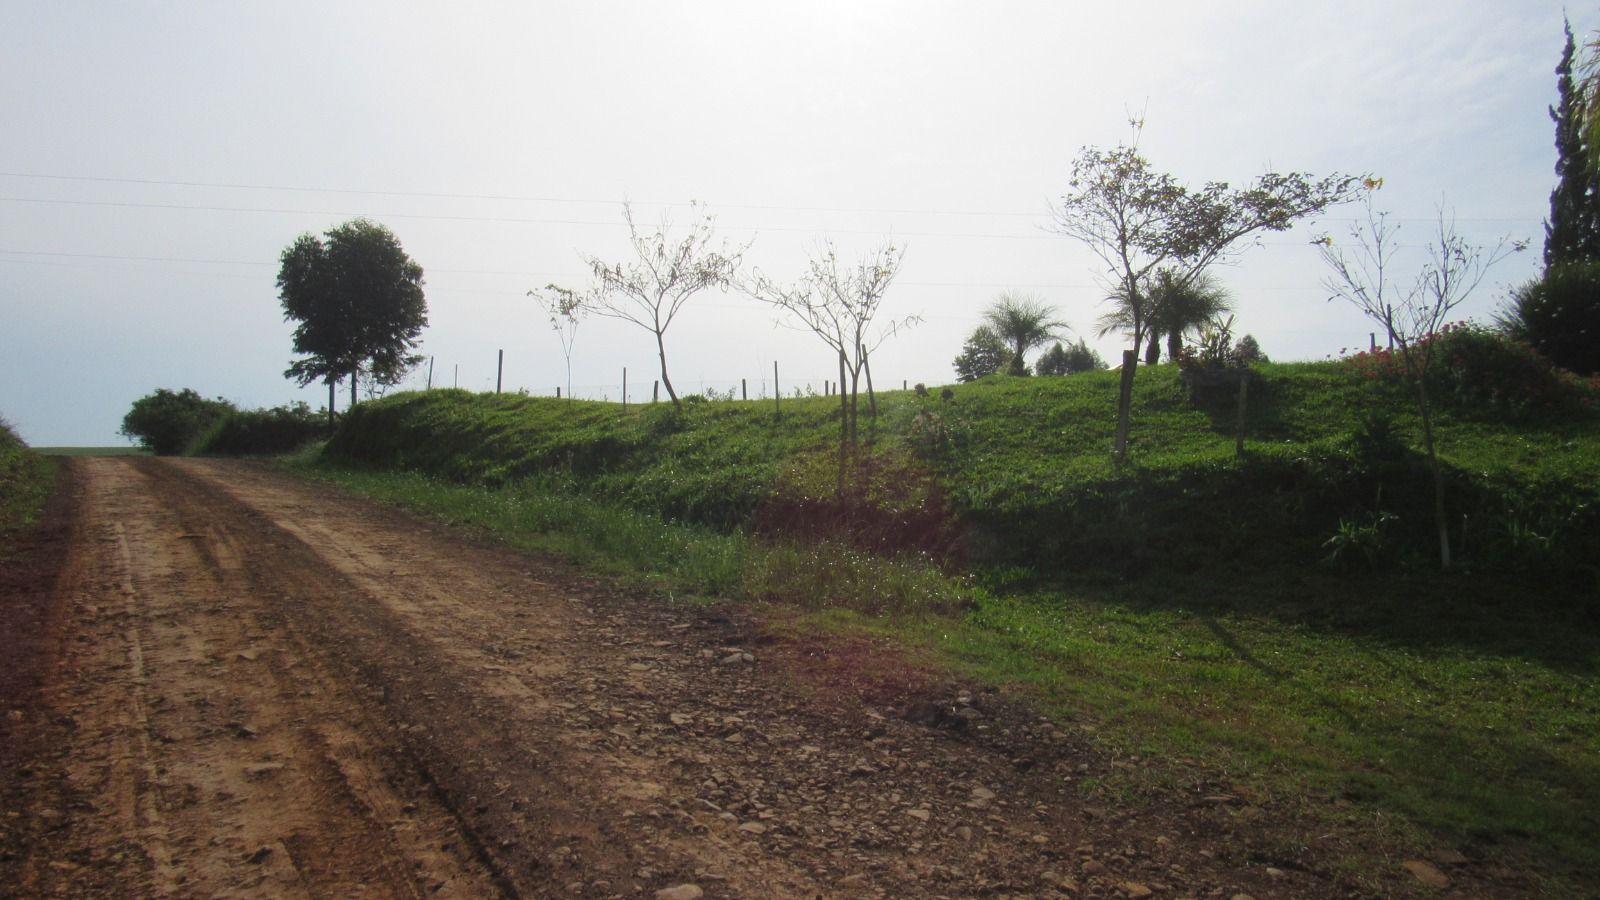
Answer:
[1546,20,1600,267]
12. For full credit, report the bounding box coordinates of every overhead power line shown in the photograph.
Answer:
[0,171,1542,224]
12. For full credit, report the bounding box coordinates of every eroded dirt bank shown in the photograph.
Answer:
[0,458,1496,898]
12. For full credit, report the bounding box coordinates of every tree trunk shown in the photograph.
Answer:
[1113,349,1138,466]
[655,330,680,409]
[1415,378,1452,569]
[1144,330,1161,365]
[837,350,849,496]
[350,368,358,407]
[328,379,336,429]
[862,348,878,417]
[1167,329,1182,361]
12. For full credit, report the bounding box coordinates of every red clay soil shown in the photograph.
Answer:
[0,458,1522,898]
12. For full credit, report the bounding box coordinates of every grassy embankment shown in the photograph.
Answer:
[0,420,56,547]
[296,362,1600,888]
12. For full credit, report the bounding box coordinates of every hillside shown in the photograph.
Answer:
[324,361,1600,583]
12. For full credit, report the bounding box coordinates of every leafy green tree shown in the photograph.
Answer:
[120,388,235,455]
[1547,19,1600,267]
[982,293,1066,376]
[1041,337,1108,375]
[1233,333,1268,364]
[1050,123,1358,462]
[1500,261,1600,375]
[953,325,1012,381]
[278,219,428,424]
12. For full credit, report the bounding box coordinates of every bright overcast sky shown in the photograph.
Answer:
[0,1,1580,444]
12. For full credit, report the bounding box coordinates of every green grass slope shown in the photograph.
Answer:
[325,363,1600,582]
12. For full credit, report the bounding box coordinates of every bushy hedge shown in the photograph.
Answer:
[1501,262,1600,376]
[120,388,235,455]
[191,402,330,456]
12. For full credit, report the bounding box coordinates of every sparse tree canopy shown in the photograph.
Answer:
[1316,188,1525,569]
[1051,124,1359,461]
[745,241,915,448]
[982,293,1067,376]
[954,325,1012,381]
[278,219,427,420]
[557,203,746,409]
[531,285,587,400]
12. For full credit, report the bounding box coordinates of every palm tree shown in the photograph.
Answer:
[1099,269,1233,363]
[982,292,1068,376]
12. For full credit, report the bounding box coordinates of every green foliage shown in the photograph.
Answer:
[1035,338,1107,375]
[321,364,1600,584]
[1345,323,1597,416]
[1546,20,1600,268]
[981,292,1065,375]
[1233,333,1268,364]
[1501,261,1600,375]
[278,218,428,393]
[952,325,1011,381]
[191,402,331,456]
[119,388,235,455]
[0,417,54,536]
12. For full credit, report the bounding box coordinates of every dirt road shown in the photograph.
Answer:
[0,458,1421,898]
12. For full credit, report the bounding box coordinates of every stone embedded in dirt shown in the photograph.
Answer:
[737,822,767,835]
[837,873,870,890]
[906,808,931,822]
[668,713,692,727]
[1230,894,1257,900]
[245,845,274,864]
[970,785,996,802]
[1264,867,1285,878]
[655,885,704,900]
[954,826,974,842]
[1122,883,1153,899]
[719,652,755,666]
[1082,860,1107,876]
[629,663,651,672]
[1402,859,1451,888]
[235,649,258,661]
[1434,849,1469,866]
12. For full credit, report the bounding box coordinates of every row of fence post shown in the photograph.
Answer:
[427,351,919,414]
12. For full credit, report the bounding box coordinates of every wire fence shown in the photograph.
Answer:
[387,355,932,405]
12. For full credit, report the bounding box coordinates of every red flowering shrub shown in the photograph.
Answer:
[1341,323,1600,416]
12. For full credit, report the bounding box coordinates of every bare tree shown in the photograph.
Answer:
[1315,185,1526,569]
[530,284,585,400]
[554,203,747,410]
[1051,121,1359,463]
[744,241,917,482]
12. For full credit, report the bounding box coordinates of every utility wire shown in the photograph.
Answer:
[0,171,1542,224]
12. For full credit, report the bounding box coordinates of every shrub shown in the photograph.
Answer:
[1036,338,1107,375]
[1341,323,1596,416]
[191,402,330,456]
[953,326,1012,381]
[120,388,235,455]
[1499,262,1600,375]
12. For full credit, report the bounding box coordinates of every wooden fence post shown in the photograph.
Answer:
[1235,373,1250,459]
[742,378,747,401]
[652,381,659,404]
[774,361,780,417]
[496,349,504,394]
[426,356,434,389]
[622,367,627,409]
